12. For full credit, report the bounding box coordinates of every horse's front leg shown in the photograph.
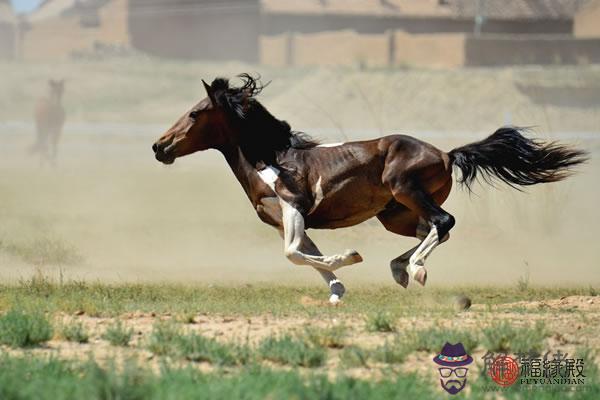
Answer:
[280,200,363,272]
[258,197,348,304]
[298,235,347,304]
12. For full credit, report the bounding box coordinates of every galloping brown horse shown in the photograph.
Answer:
[31,79,65,165]
[152,74,586,304]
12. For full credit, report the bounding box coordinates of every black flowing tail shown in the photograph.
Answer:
[448,127,588,191]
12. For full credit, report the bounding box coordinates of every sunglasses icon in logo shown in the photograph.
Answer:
[439,367,469,378]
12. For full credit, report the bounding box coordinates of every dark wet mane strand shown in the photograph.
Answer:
[211,74,318,166]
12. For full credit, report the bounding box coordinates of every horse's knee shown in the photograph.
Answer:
[284,248,304,265]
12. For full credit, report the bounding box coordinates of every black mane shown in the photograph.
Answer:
[211,74,318,166]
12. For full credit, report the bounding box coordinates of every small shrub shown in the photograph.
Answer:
[303,325,347,349]
[60,321,89,343]
[258,335,326,367]
[0,309,53,348]
[102,321,133,347]
[365,312,396,333]
[481,321,548,354]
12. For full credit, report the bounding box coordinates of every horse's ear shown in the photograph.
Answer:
[202,79,217,106]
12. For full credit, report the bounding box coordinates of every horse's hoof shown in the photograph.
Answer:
[393,269,409,288]
[414,267,428,286]
[329,294,342,305]
[346,250,363,264]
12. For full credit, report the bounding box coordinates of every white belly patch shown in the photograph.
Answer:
[317,142,344,148]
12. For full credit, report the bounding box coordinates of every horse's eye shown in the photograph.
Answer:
[189,111,198,119]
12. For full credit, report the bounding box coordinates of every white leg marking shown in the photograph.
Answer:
[307,176,324,215]
[408,224,439,278]
[280,200,362,272]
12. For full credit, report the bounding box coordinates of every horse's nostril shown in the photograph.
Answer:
[152,143,158,153]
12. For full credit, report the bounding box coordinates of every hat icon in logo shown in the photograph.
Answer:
[433,342,473,395]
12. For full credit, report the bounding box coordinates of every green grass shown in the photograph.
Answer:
[1,351,597,400]
[404,325,479,354]
[101,321,133,347]
[147,321,182,356]
[303,324,347,349]
[0,279,595,317]
[0,308,53,348]
[373,336,410,364]
[59,321,89,344]
[0,354,445,400]
[365,312,396,333]
[480,320,548,354]
[339,345,370,368]
[257,335,327,367]
[147,322,249,366]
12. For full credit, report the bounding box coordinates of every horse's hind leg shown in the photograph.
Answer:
[379,176,454,286]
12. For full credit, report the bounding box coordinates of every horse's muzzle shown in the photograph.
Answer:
[152,141,175,165]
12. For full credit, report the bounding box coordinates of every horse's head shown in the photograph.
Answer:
[152,79,241,165]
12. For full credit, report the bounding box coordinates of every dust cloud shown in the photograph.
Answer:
[0,61,598,287]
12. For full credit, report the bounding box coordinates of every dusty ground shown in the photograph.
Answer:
[3,294,598,384]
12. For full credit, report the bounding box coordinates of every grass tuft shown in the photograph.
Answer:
[480,321,548,354]
[373,336,411,364]
[0,308,53,348]
[405,326,478,354]
[147,321,249,366]
[303,324,347,349]
[258,335,326,367]
[339,345,370,368]
[60,321,89,344]
[102,321,134,347]
[365,312,395,333]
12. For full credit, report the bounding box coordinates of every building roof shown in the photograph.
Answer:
[262,0,592,20]
[262,0,454,18]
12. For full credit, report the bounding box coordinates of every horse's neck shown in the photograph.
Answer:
[221,146,264,206]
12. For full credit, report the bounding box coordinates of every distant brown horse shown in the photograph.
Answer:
[31,79,65,165]
[152,74,586,304]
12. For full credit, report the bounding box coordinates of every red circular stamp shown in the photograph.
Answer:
[489,356,520,387]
